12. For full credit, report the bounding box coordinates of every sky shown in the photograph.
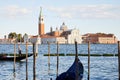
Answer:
[0,0,120,39]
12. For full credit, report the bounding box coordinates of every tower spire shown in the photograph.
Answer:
[39,7,44,23]
[40,7,42,17]
[39,7,42,20]
[38,7,45,36]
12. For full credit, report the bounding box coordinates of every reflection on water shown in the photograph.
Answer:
[0,44,119,80]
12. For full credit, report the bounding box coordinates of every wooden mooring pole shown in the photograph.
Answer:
[48,42,50,70]
[33,43,36,80]
[13,42,16,77]
[56,42,59,77]
[75,41,78,58]
[88,41,90,80]
[26,42,28,80]
[118,41,120,80]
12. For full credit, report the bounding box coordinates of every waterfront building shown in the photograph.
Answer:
[23,34,41,44]
[0,38,15,44]
[23,33,29,43]
[66,29,82,44]
[59,25,82,44]
[41,35,67,44]
[40,22,82,44]
[29,35,41,44]
[82,33,118,44]
[38,8,82,44]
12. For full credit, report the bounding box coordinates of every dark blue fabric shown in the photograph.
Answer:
[56,72,75,80]
[56,58,84,80]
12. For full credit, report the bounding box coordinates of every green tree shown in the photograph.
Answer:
[8,32,17,39]
[17,34,22,42]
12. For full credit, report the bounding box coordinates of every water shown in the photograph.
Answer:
[0,44,119,80]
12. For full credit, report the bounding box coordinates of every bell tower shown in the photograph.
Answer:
[38,7,45,36]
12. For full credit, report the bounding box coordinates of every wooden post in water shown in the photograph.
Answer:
[118,41,120,80]
[33,43,36,80]
[48,42,50,70]
[30,37,37,80]
[35,43,38,56]
[26,42,28,80]
[56,42,59,77]
[13,42,16,77]
[75,41,78,80]
[75,41,78,58]
[88,41,90,80]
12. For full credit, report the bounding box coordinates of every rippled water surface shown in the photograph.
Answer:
[0,44,119,80]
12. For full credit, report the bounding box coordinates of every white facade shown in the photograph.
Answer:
[41,29,82,44]
[41,28,82,44]
[23,35,41,44]
[56,37,67,44]
[29,36,41,44]
[67,29,82,44]
[41,37,66,44]
[23,34,29,43]
[40,22,82,44]
[0,39,15,44]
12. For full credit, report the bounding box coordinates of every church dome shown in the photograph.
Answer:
[60,22,68,31]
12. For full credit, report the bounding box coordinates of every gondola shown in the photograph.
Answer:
[0,53,33,61]
[56,41,84,80]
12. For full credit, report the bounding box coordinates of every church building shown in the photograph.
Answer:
[38,8,82,44]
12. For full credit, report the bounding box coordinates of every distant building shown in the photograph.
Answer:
[23,34,29,43]
[29,35,41,44]
[40,22,82,44]
[41,35,67,44]
[0,38,15,44]
[66,29,82,44]
[82,33,118,44]
[38,8,82,44]
[23,34,41,44]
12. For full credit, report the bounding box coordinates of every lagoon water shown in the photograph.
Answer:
[0,44,118,80]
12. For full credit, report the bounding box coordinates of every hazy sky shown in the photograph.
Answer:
[0,0,120,39]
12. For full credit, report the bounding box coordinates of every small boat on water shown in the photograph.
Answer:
[0,53,33,61]
[56,41,84,80]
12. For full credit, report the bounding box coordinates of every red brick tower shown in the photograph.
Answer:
[38,7,44,36]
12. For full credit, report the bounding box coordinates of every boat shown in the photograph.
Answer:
[0,53,33,61]
[56,41,84,80]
